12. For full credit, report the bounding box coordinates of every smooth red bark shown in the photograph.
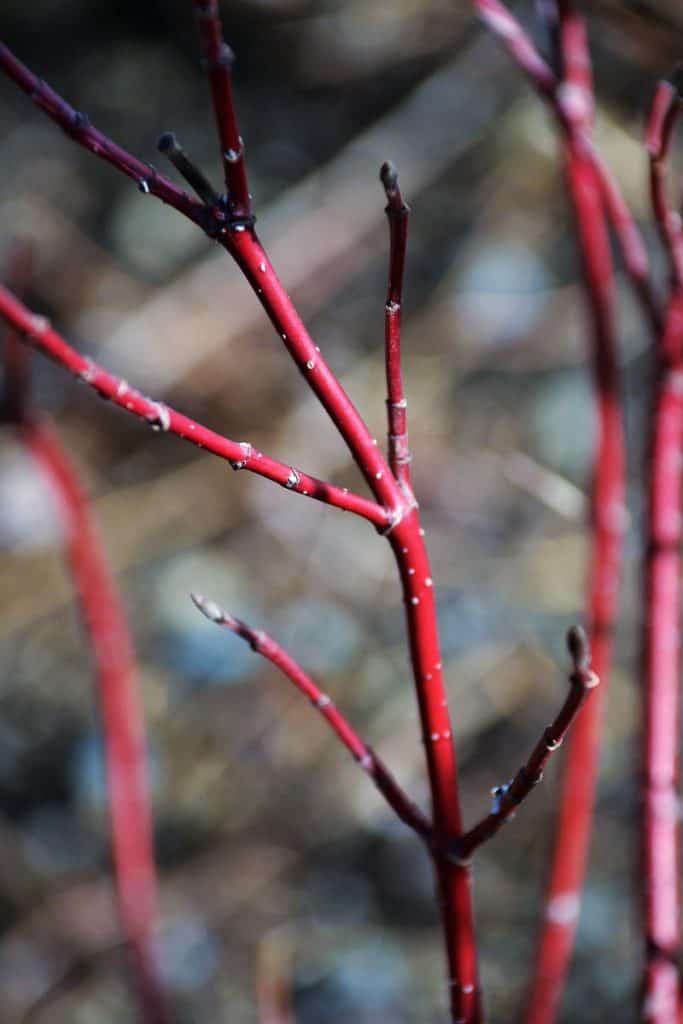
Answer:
[24,422,168,1024]
[2,245,167,1023]
[641,293,683,1023]
[470,0,659,334]
[191,0,251,221]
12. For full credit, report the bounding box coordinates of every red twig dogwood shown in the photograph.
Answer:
[3,2,676,1020]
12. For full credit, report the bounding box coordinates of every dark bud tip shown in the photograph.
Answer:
[157,131,178,155]
[380,160,399,196]
[566,624,590,669]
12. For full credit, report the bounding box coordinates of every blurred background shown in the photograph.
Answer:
[1,1,682,1020]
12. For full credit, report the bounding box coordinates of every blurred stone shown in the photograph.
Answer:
[456,239,553,348]
[21,806,100,877]
[152,552,262,687]
[272,597,365,676]
[295,934,409,1024]
[159,915,220,993]
[0,443,63,551]
[530,371,594,480]
[108,187,202,279]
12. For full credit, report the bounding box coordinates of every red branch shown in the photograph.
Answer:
[24,423,169,1024]
[522,7,626,1020]
[640,75,683,1018]
[192,0,251,221]
[471,1,627,1017]
[0,43,207,230]
[646,79,683,291]
[380,161,413,495]
[470,0,659,335]
[453,627,598,861]
[641,291,683,1023]
[191,593,432,842]
[0,285,389,529]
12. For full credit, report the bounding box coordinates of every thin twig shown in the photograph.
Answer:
[380,161,413,495]
[191,0,251,221]
[646,77,683,291]
[0,43,209,230]
[0,285,390,529]
[451,627,599,863]
[191,593,433,842]
[157,130,222,208]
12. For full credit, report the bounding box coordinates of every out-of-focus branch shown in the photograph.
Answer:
[0,285,390,529]
[470,0,660,335]
[646,77,683,291]
[640,78,683,1013]
[3,250,167,1023]
[451,627,599,862]
[472,4,627,1020]
[191,593,432,842]
[641,292,683,1024]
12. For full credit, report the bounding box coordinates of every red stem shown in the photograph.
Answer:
[191,0,251,221]
[454,627,599,862]
[2,247,167,1021]
[470,0,660,336]
[524,7,626,1015]
[641,291,683,1023]
[221,228,483,1023]
[23,421,168,1024]
[0,43,206,230]
[191,593,432,841]
[646,80,683,291]
[0,285,388,529]
[640,78,683,1015]
[380,161,413,496]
